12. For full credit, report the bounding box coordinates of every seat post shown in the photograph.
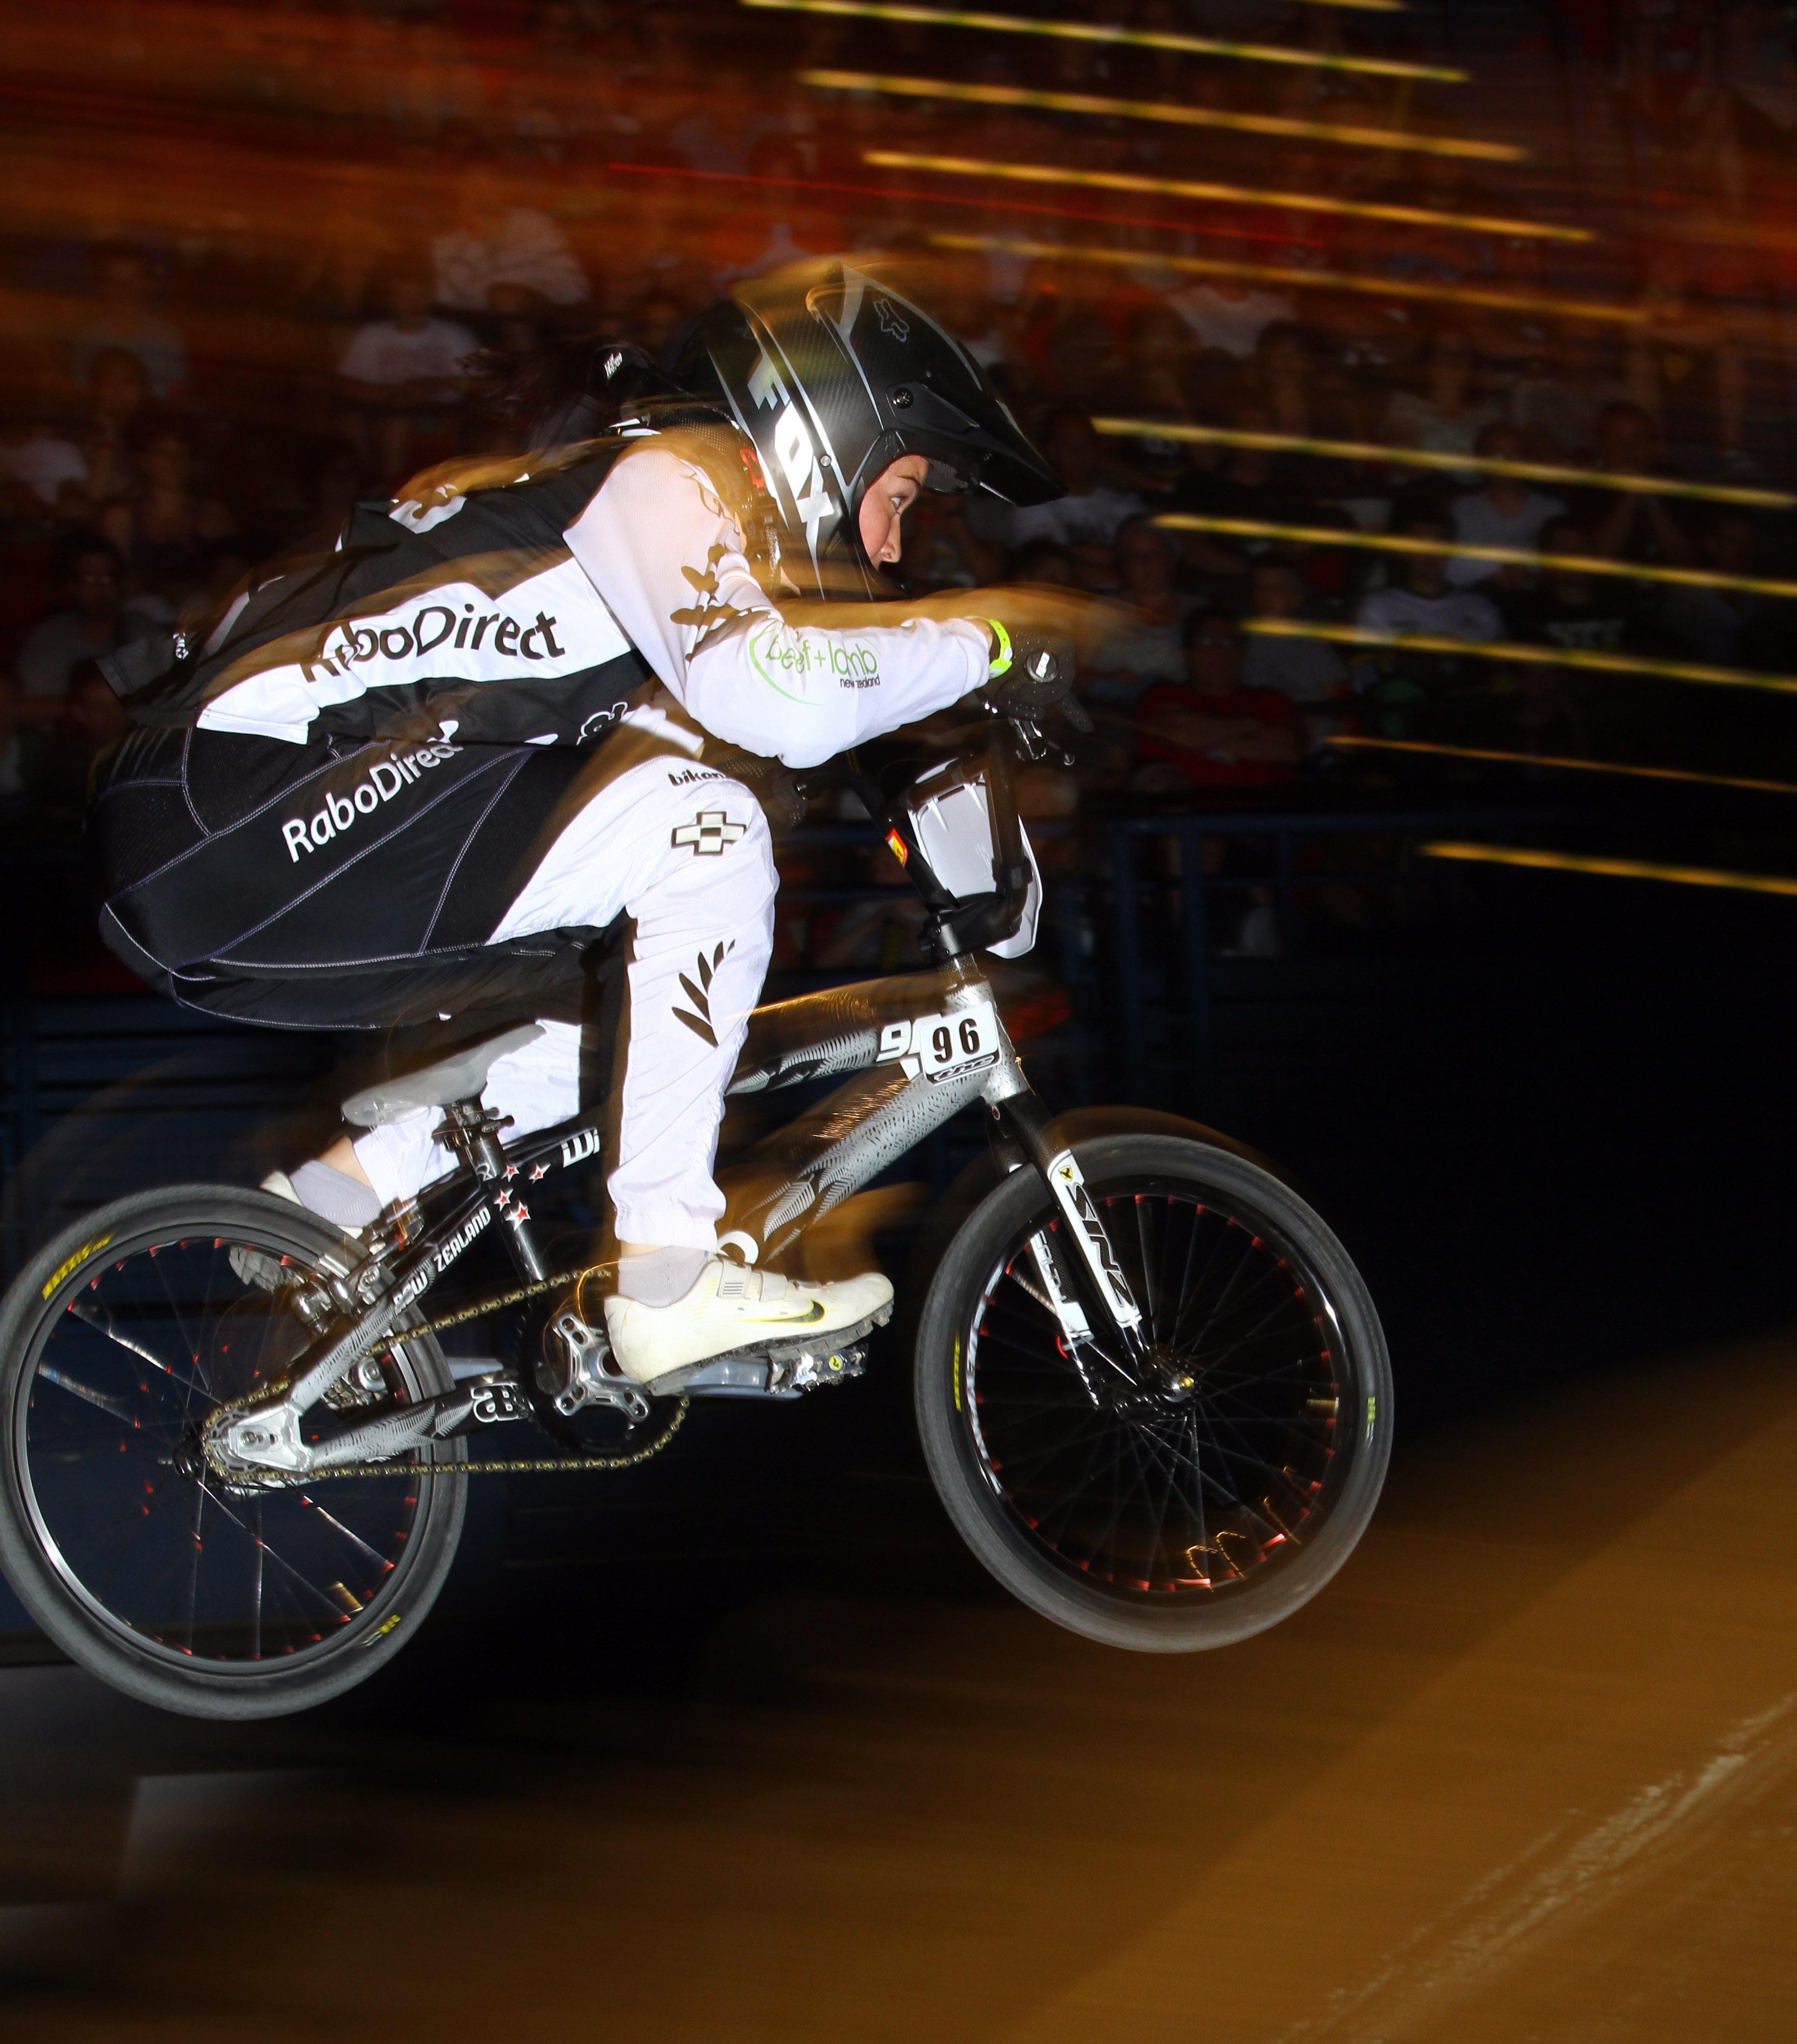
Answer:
[436,1098,553,1283]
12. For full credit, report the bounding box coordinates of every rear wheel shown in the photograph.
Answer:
[915,1134,1390,1651]
[0,1187,465,1718]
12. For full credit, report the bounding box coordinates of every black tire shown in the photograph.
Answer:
[915,1134,1391,1651]
[0,1187,466,1718]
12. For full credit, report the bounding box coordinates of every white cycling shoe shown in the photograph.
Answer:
[603,1258,894,1385]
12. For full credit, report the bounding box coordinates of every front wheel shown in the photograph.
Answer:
[915,1134,1391,1651]
[0,1187,466,1718]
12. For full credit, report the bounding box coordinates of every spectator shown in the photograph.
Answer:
[1354,510,1503,734]
[14,534,131,701]
[74,348,151,512]
[1136,607,1304,789]
[1623,232,1750,473]
[1089,517,1193,700]
[1105,303,1204,495]
[1241,558,1347,706]
[69,242,189,400]
[2,415,87,515]
[97,414,236,622]
[1499,515,1640,653]
[1579,402,1695,568]
[289,436,366,553]
[1000,407,1144,556]
[431,161,588,313]
[1169,399,1330,584]
[1004,537,1076,587]
[1168,245,1295,361]
[1356,512,1506,643]
[24,660,132,812]
[1246,321,1326,443]
[1119,301,1199,422]
[1448,423,1566,587]
[1510,323,1633,463]
[1382,326,1500,480]
[338,257,480,484]
[1659,509,1765,666]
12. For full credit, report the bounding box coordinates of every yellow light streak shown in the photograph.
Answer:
[934,231,1639,326]
[1243,618,1797,696]
[866,151,1589,244]
[1327,734,1797,797]
[1419,841,1797,900]
[756,1,1444,76]
[1162,519,1797,605]
[800,71,1524,162]
[1096,419,1795,514]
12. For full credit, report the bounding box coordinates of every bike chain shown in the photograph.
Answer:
[213,1261,691,1485]
[298,1395,689,1482]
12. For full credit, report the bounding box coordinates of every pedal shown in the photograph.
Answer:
[652,1323,876,1400]
[775,1339,868,1393]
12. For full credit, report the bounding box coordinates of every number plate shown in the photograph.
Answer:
[877,1005,1000,1084]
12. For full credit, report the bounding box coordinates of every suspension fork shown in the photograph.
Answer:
[992,1088,1154,1377]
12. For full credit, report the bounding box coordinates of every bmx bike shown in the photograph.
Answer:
[0,702,1390,1717]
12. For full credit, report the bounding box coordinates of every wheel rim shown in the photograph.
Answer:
[963,1180,1353,1603]
[14,1227,437,1671]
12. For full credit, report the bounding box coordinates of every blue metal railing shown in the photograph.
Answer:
[1088,807,1552,1112]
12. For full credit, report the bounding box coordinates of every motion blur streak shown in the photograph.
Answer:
[1246,618,1797,696]
[798,72,1525,161]
[1328,736,1797,799]
[1094,419,1797,514]
[752,0,1453,79]
[863,152,1592,243]
[934,233,1643,327]
[1169,524,1797,608]
[607,161,1320,251]
[1420,842,1797,899]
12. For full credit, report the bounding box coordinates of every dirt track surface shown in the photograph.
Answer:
[3,1332,1795,2042]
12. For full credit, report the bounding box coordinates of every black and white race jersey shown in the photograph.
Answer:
[152,426,990,766]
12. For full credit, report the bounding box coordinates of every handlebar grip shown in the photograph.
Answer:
[1061,696,1094,735]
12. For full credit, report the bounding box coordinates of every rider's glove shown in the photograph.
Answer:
[981,619,1092,732]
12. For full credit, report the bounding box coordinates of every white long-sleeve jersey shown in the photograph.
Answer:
[192,436,991,763]
[568,446,990,768]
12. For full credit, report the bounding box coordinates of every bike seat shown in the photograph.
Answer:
[341,1023,544,1127]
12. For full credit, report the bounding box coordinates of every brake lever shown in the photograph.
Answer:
[1008,715,1076,769]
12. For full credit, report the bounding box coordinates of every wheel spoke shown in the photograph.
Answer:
[16,1223,434,1670]
[964,1183,1363,1599]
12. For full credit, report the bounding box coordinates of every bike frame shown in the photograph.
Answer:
[205,712,1150,1482]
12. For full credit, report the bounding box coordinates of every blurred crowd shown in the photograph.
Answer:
[5,0,1797,895]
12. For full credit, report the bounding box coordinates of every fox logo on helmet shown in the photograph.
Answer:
[742,346,838,572]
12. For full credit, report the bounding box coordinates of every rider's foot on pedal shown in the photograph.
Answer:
[603,1258,894,1385]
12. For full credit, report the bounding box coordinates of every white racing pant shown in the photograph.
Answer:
[350,750,776,1250]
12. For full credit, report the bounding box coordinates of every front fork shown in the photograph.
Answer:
[988,1086,1153,1378]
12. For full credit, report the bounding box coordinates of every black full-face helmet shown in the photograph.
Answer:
[674,260,1063,599]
